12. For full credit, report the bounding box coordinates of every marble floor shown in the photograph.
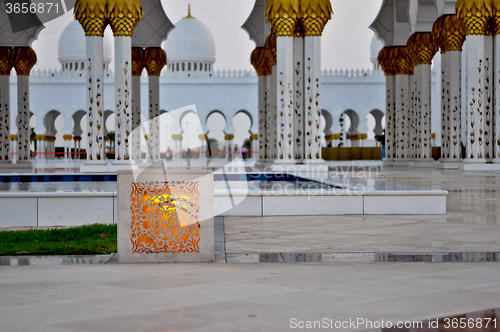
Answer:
[225,169,500,254]
[1,263,500,331]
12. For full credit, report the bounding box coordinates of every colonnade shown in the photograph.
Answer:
[250,0,333,165]
[0,46,37,166]
[74,0,142,166]
[378,0,500,169]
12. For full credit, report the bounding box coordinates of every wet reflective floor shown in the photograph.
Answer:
[224,169,500,254]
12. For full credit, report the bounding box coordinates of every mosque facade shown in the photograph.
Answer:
[3,6,441,160]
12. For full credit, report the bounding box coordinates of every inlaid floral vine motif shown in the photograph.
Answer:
[484,57,491,159]
[386,87,392,158]
[497,71,500,158]
[442,70,447,158]
[398,88,405,158]
[87,58,94,160]
[130,181,201,254]
[260,90,267,159]
[294,61,302,160]
[123,62,131,160]
[0,88,7,161]
[278,72,285,159]
[265,88,271,159]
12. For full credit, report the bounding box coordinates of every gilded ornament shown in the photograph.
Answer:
[225,134,235,141]
[144,47,167,77]
[250,134,259,141]
[108,0,143,37]
[263,29,277,73]
[391,47,413,76]
[265,0,300,37]
[492,0,500,35]
[0,47,13,76]
[377,47,395,76]
[74,0,108,37]
[456,0,493,36]
[432,15,466,53]
[406,32,437,66]
[300,0,333,37]
[132,47,145,76]
[12,47,37,76]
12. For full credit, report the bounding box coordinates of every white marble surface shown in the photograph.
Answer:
[0,198,37,227]
[364,195,446,214]
[38,197,114,227]
[263,196,364,215]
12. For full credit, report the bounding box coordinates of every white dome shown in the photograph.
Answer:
[58,20,112,64]
[163,16,216,63]
[370,33,384,63]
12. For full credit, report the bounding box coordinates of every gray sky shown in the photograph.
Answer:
[32,0,383,71]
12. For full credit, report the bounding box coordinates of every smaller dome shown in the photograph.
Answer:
[162,10,216,63]
[58,20,112,65]
[370,33,384,63]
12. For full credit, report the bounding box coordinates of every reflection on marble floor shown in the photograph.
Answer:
[224,170,500,253]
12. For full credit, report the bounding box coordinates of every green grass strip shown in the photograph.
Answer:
[0,224,117,256]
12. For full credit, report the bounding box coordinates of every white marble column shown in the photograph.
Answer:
[395,74,410,165]
[408,72,417,159]
[0,75,10,162]
[85,37,106,163]
[384,75,396,164]
[251,135,258,160]
[132,74,142,161]
[16,76,30,162]
[114,36,132,161]
[485,35,493,160]
[465,35,487,163]
[414,64,433,163]
[148,75,160,162]
[304,36,324,163]
[293,37,304,161]
[257,75,267,162]
[494,34,500,163]
[275,37,295,164]
[441,51,463,164]
[266,67,277,161]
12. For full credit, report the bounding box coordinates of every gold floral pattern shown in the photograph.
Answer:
[130,181,201,254]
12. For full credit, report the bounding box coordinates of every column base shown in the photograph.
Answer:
[108,160,138,172]
[410,159,436,168]
[80,160,108,173]
[303,159,325,165]
[459,159,492,171]
[436,159,463,169]
[0,160,33,171]
[392,159,411,167]
[382,159,393,167]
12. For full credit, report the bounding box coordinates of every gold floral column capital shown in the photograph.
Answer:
[406,32,437,66]
[265,0,300,37]
[264,29,277,71]
[144,47,166,77]
[432,15,466,53]
[377,47,395,76]
[74,0,108,36]
[492,0,500,35]
[13,47,37,76]
[132,47,145,76]
[456,0,493,36]
[107,0,143,37]
[0,47,14,76]
[299,0,333,37]
[391,47,413,76]
[251,47,270,77]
